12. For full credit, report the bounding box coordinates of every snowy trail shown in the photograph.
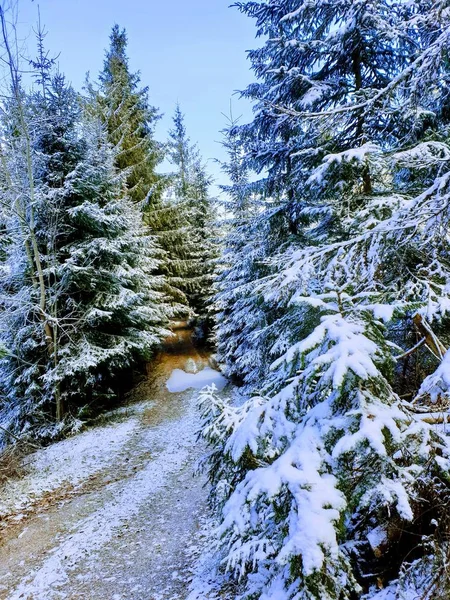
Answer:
[0,326,225,600]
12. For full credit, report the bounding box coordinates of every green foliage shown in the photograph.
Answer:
[0,69,170,437]
[207,1,450,598]
[160,105,217,324]
[96,25,163,204]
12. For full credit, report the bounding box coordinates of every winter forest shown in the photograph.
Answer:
[1,0,450,599]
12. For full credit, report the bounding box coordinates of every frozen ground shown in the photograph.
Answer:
[0,328,228,600]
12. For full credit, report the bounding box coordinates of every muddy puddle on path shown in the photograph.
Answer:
[0,324,227,600]
[133,323,213,427]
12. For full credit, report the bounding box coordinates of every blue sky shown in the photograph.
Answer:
[17,0,258,190]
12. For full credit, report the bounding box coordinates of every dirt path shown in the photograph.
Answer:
[0,326,225,600]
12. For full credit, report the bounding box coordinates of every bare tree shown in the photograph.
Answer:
[0,2,60,417]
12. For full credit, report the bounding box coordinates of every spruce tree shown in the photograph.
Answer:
[164,105,217,330]
[203,1,450,598]
[93,26,189,315]
[215,117,267,387]
[0,67,170,438]
[97,25,163,204]
[0,61,81,435]
[48,115,171,417]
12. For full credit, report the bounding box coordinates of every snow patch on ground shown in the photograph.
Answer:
[0,418,138,520]
[166,367,227,393]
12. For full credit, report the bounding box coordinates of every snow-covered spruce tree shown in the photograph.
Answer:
[200,293,450,599]
[44,114,172,419]
[0,62,171,437]
[201,1,450,598]
[95,24,163,205]
[164,105,217,331]
[91,26,188,314]
[214,116,270,389]
[215,0,413,394]
[18,74,86,426]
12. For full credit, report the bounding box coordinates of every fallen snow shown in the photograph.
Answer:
[365,587,398,600]
[166,367,227,393]
[367,525,388,552]
[0,338,229,599]
[0,418,139,520]
[416,347,450,402]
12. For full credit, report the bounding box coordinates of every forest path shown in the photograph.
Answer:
[0,325,225,600]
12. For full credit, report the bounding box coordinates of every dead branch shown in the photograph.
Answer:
[412,314,447,360]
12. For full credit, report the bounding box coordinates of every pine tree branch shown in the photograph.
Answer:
[265,25,450,121]
[394,337,427,361]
